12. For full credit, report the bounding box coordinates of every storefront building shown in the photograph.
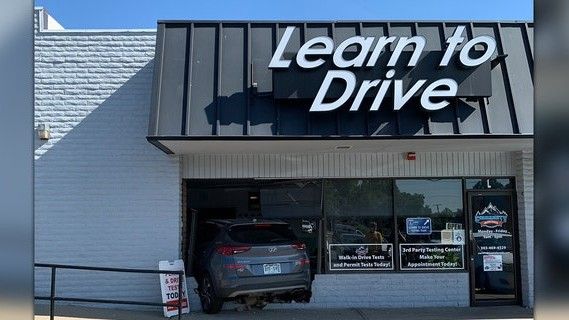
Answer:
[34,8,534,310]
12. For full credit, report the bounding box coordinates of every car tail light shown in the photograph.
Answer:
[216,245,251,256]
[254,223,272,228]
[295,258,310,267]
[291,241,306,250]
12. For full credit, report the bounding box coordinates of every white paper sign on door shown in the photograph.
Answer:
[483,254,503,272]
[453,229,465,245]
[159,260,189,317]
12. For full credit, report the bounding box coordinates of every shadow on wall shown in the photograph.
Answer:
[200,93,477,136]
[35,61,154,152]
[34,60,181,304]
[196,52,479,136]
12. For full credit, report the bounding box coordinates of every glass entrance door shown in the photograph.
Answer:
[468,192,519,305]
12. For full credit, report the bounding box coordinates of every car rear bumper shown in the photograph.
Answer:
[218,272,311,298]
[226,284,308,298]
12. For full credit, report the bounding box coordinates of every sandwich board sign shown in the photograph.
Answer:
[159,260,189,317]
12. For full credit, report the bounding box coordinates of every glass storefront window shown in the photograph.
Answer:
[260,180,322,218]
[188,177,517,274]
[324,179,394,272]
[394,179,465,270]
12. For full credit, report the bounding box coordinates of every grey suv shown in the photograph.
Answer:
[193,219,312,314]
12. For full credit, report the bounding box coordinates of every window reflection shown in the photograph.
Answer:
[328,218,392,244]
[395,179,464,244]
[324,180,394,271]
[260,180,322,218]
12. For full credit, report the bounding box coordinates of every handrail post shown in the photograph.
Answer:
[177,273,182,320]
[50,267,56,320]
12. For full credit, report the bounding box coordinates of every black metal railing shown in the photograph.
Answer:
[34,263,185,320]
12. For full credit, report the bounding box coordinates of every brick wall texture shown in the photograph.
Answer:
[34,11,181,305]
[515,150,534,307]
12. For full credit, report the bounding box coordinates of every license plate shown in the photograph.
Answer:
[263,263,281,275]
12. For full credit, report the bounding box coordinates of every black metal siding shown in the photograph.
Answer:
[148,21,534,138]
[158,24,187,135]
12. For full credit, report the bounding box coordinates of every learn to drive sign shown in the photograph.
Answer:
[269,26,496,112]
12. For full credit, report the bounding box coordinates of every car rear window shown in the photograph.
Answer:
[228,224,297,244]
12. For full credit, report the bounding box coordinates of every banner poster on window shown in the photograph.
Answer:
[328,243,393,271]
[159,260,190,317]
[399,244,464,270]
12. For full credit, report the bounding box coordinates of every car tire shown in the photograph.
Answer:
[199,273,223,314]
[294,290,312,303]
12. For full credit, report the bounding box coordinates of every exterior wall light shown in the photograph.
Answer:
[37,123,50,140]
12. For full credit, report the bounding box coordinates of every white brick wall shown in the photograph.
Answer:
[34,14,181,305]
[186,273,470,311]
[309,273,470,308]
[515,150,534,307]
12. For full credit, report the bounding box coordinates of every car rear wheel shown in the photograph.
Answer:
[199,273,223,314]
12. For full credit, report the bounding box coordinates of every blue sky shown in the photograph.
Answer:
[36,0,533,29]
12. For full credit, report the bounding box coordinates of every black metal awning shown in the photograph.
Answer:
[147,21,533,154]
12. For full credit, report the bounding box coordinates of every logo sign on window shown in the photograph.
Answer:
[474,202,508,229]
[406,217,432,235]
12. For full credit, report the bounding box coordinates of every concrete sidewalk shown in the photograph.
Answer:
[35,304,533,320]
